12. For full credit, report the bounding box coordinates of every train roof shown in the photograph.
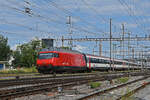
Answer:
[40,47,82,54]
[86,54,137,64]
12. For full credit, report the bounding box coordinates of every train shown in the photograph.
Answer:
[36,48,141,74]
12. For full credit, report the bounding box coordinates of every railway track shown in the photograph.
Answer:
[0,70,141,79]
[0,75,105,99]
[0,72,105,88]
[0,71,133,88]
[77,75,150,100]
[116,81,150,100]
[0,71,149,99]
[0,72,134,99]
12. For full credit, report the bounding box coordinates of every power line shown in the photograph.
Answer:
[60,36,150,41]
[27,0,100,36]
[46,0,106,34]
[130,0,150,34]
[4,0,101,37]
[0,30,31,37]
[81,0,108,23]
[121,0,147,33]
[118,0,148,34]
[0,19,59,36]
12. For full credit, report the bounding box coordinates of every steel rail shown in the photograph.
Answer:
[116,81,150,100]
[0,73,130,99]
[0,76,105,99]
[0,71,134,88]
[0,72,149,99]
[77,76,150,100]
[0,71,148,89]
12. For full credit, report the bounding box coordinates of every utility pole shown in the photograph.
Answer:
[112,44,116,68]
[132,48,135,71]
[62,36,64,47]
[110,18,112,71]
[132,48,135,61]
[142,50,144,70]
[128,32,130,71]
[67,16,73,49]
[122,23,125,60]
[99,41,102,56]
[93,48,95,55]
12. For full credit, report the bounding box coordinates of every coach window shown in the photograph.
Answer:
[101,59,104,63]
[98,59,100,63]
[98,59,102,63]
[87,58,90,62]
[120,62,123,65]
[103,60,107,64]
[91,58,94,63]
[95,59,99,63]
[53,53,59,58]
[95,58,99,63]
[91,58,95,63]
[114,61,117,64]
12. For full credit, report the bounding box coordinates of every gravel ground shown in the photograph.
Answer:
[133,81,150,100]
[14,76,147,100]
[92,77,150,100]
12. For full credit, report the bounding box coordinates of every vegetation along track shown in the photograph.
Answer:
[116,81,150,100]
[0,71,150,99]
[77,75,150,100]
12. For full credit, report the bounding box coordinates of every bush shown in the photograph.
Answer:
[89,82,101,88]
[23,67,38,73]
[118,77,129,83]
[0,67,37,74]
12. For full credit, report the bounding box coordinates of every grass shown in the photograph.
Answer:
[0,67,38,74]
[121,87,135,100]
[89,82,101,88]
[117,77,129,83]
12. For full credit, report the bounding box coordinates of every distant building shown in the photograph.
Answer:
[0,61,8,70]
[42,39,54,48]
[8,56,14,69]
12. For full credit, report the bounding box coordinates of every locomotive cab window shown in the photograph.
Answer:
[53,53,59,57]
[38,53,59,59]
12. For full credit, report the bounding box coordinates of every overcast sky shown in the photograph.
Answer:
[0,0,150,57]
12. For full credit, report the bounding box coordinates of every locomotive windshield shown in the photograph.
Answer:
[38,53,59,59]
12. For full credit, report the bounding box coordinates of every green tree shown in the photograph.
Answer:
[12,38,42,67]
[12,50,22,67]
[0,35,11,61]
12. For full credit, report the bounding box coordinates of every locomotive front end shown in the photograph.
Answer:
[36,52,59,74]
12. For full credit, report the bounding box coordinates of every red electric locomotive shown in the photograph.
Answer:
[36,48,88,74]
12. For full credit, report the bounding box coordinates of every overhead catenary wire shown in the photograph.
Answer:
[122,0,148,33]
[0,30,32,37]
[118,0,148,35]
[2,0,101,37]
[81,0,122,37]
[45,0,106,34]
[20,0,103,37]
[3,1,149,38]
[0,4,62,37]
[81,0,108,24]
[129,0,150,34]
[27,0,101,36]
[0,19,59,37]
